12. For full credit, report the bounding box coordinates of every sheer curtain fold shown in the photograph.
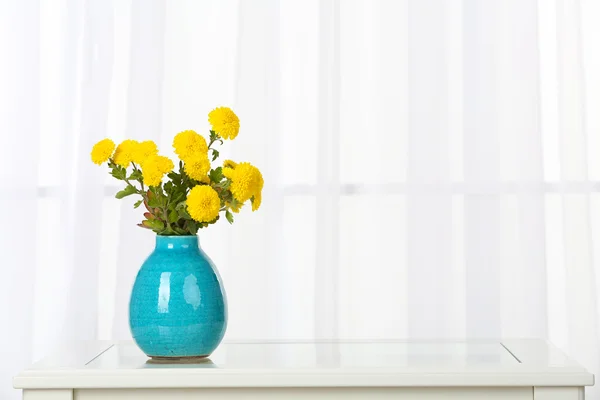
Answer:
[503,0,548,337]
[407,0,454,338]
[0,0,40,394]
[556,0,600,378]
[462,0,501,339]
[62,0,115,341]
[112,0,167,340]
[315,0,341,340]
[3,0,600,399]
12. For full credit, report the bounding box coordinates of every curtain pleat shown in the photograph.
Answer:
[314,0,341,340]
[556,1,600,393]
[111,0,166,340]
[406,0,454,338]
[462,0,502,338]
[0,2,40,399]
[60,0,115,342]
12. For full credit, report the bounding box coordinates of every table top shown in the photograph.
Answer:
[13,339,594,389]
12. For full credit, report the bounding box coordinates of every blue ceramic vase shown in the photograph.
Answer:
[129,235,227,360]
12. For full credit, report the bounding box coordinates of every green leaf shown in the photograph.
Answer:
[110,166,127,181]
[145,219,164,231]
[133,199,143,209]
[219,180,231,190]
[176,201,192,219]
[230,197,241,210]
[225,210,234,224]
[209,130,218,142]
[128,170,142,181]
[211,149,220,162]
[147,186,165,207]
[209,167,223,183]
[173,226,187,235]
[161,225,175,235]
[168,209,179,223]
[178,205,191,219]
[171,192,185,205]
[115,185,137,199]
[187,220,198,235]
[147,196,160,208]
[152,184,165,197]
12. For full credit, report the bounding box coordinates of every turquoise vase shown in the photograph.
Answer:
[129,235,227,360]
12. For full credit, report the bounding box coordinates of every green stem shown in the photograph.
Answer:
[207,133,223,150]
[108,158,148,211]
[131,162,145,192]
[162,184,173,232]
[208,137,217,150]
[123,178,143,195]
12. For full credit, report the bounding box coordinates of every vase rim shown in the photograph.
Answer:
[155,234,199,249]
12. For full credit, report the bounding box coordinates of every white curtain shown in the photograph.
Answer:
[2,0,600,398]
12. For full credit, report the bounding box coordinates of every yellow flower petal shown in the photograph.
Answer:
[208,107,240,140]
[223,159,237,169]
[113,139,139,167]
[226,162,263,204]
[132,140,158,165]
[173,130,208,161]
[251,191,262,211]
[187,185,221,223]
[91,138,115,165]
[141,155,174,187]
[184,154,211,182]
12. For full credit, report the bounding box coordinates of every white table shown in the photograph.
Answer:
[14,340,594,400]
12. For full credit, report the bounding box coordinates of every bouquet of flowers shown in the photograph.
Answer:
[90,107,263,235]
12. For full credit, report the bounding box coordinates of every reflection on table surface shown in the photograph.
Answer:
[85,341,518,370]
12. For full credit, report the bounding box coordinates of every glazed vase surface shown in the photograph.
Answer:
[129,235,227,359]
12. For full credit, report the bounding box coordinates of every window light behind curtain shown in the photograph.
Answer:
[2,0,600,399]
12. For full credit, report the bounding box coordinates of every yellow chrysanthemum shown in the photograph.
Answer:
[223,159,237,169]
[91,138,115,165]
[186,185,221,223]
[113,139,139,167]
[173,130,208,161]
[251,190,262,211]
[224,162,264,205]
[250,170,264,211]
[132,140,158,165]
[184,154,211,182]
[222,166,235,180]
[141,155,174,187]
[208,107,240,140]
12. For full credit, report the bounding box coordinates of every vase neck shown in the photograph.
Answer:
[155,235,199,251]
